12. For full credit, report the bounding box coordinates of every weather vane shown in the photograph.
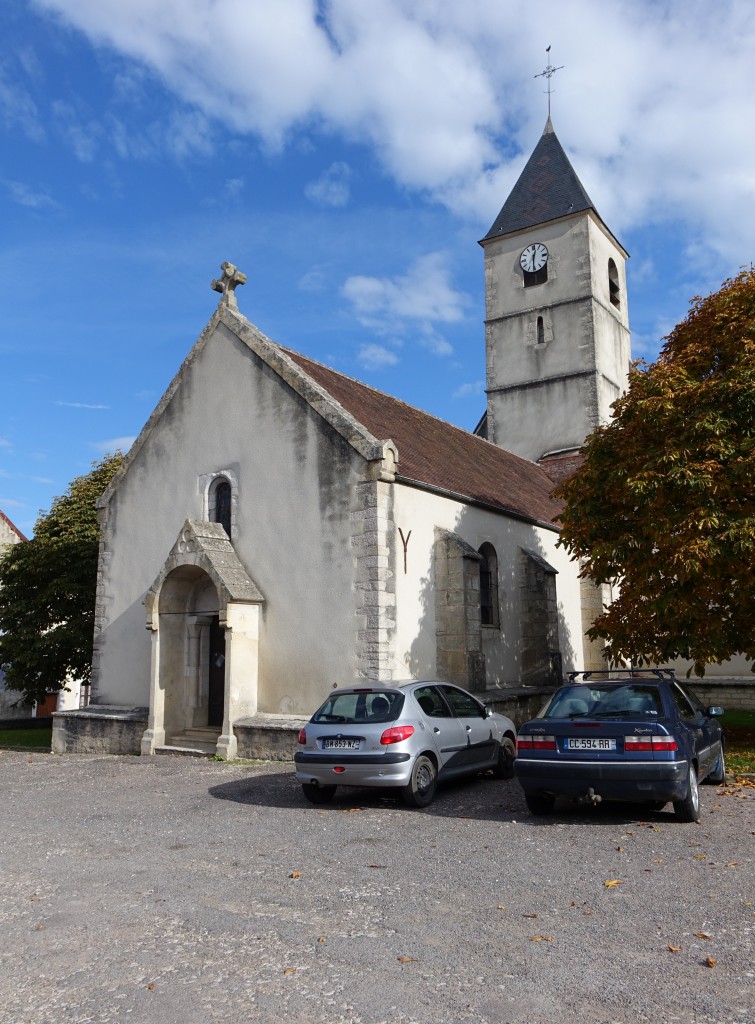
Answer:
[534,46,564,118]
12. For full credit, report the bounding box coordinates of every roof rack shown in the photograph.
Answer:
[567,669,677,682]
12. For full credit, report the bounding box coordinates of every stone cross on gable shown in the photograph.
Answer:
[211,262,247,309]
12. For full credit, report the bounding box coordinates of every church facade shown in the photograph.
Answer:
[55,121,641,758]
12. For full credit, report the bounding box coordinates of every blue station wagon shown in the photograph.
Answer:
[514,670,725,821]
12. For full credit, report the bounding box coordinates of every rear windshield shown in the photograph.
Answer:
[312,691,404,725]
[544,684,663,718]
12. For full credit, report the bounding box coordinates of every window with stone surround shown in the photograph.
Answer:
[209,476,233,536]
[479,543,500,628]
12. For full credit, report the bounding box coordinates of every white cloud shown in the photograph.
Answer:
[89,435,136,453]
[305,161,351,207]
[453,380,485,399]
[2,179,56,209]
[0,61,44,141]
[419,325,453,358]
[357,344,399,370]
[55,401,110,409]
[30,0,755,266]
[0,498,25,509]
[52,99,100,162]
[343,251,469,326]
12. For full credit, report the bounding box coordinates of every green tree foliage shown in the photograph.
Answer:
[0,453,124,704]
[557,269,755,676]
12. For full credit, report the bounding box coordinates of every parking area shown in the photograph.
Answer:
[1,750,753,1024]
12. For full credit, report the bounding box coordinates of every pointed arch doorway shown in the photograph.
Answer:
[141,520,265,759]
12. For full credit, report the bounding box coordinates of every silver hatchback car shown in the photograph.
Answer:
[294,680,517,807]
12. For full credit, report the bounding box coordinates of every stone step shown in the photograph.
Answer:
[155,743,216,758]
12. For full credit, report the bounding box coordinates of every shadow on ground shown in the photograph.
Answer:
[207,768,687,827]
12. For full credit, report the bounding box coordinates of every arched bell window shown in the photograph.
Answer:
[608,258,621,309]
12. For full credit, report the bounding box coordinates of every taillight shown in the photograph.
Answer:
[625,735,677,752]
[297,728,306,744]
[517,735,556,751]
[380,725,414,745]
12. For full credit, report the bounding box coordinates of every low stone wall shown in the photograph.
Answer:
[475,687,555,727]
[234,714,307,761]
[686,680,755,713]
[52,706,148,755]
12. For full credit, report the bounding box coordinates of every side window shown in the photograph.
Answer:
[676,681,706,716]
[608,258,620,309]
[209,477,232,536]
[478,542,499,628]
[413,686,451,718]
[440,685,485,719]
[671,683,697,721]
[536,315,545,346]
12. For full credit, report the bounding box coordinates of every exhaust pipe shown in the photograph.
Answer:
[576,787,602,806]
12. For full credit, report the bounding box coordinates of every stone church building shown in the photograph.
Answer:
[54,119,637,757]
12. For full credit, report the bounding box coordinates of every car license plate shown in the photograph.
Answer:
[323,738,360,750]
[566,738,616,751]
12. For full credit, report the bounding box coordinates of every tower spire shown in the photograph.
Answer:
[534,46,564,119]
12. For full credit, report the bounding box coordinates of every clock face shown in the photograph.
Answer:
[520,243,549,273]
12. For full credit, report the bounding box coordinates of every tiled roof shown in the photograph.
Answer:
[482,118,597,241]
[285,350,563,528]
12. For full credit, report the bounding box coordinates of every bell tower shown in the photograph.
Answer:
[479,117,631,464]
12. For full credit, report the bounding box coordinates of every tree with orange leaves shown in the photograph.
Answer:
[557,269,755,676]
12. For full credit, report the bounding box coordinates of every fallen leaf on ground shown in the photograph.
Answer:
[694,932,712,940]
[146,983,155,990]
[668,944,682,953]
[693,855,706,860]
[617,846,624,852]
[283,968,296,976]
[289,871,302,879]
[35,924,45,931]
[705,957,717,968]
[341,807,362,813]
[726,862,738,867]
[497,905,506,910]
[604,879,622,888]
[522,913,538,918]
[397,956,417,963]
[317,937,327,943]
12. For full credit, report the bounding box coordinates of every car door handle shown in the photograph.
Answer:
[465,725,472,732]
[433,727,440,734]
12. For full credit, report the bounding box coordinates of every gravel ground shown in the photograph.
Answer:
[0,750,753,1024]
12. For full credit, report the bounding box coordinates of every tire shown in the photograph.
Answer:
[706,747,726,785]
[493,736,517,779]
[525,792,555,816]
[673,764,700,822]
[302,783,336,804]
[401,755,437,808]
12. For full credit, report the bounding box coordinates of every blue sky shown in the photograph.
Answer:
[2,0,754,537]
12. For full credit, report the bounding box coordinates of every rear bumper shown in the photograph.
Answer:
[514,757,690,803]
[294,750,413,788]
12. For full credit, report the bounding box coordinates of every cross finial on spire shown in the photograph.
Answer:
[211,261,247,310]
[534,47,564,118]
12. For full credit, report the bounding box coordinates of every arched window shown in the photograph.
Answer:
[608,259,620,309]
[536,316,545,345]
[210,477,232,536]
[478,543,499,628]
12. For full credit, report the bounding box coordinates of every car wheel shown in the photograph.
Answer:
[673,764,700,822]
[402,755,437,808]
[525,792,555,815]
[706,747,726,785]
[302,783,336,804]
[493,736,516,779]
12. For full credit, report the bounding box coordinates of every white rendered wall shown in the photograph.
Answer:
[391,483,583,686]
[95,321,365,716]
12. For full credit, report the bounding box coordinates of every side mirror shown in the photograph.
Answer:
[484,705,494,719]
[707,706,725,718]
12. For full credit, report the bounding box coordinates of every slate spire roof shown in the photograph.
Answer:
[481,118,599,241]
